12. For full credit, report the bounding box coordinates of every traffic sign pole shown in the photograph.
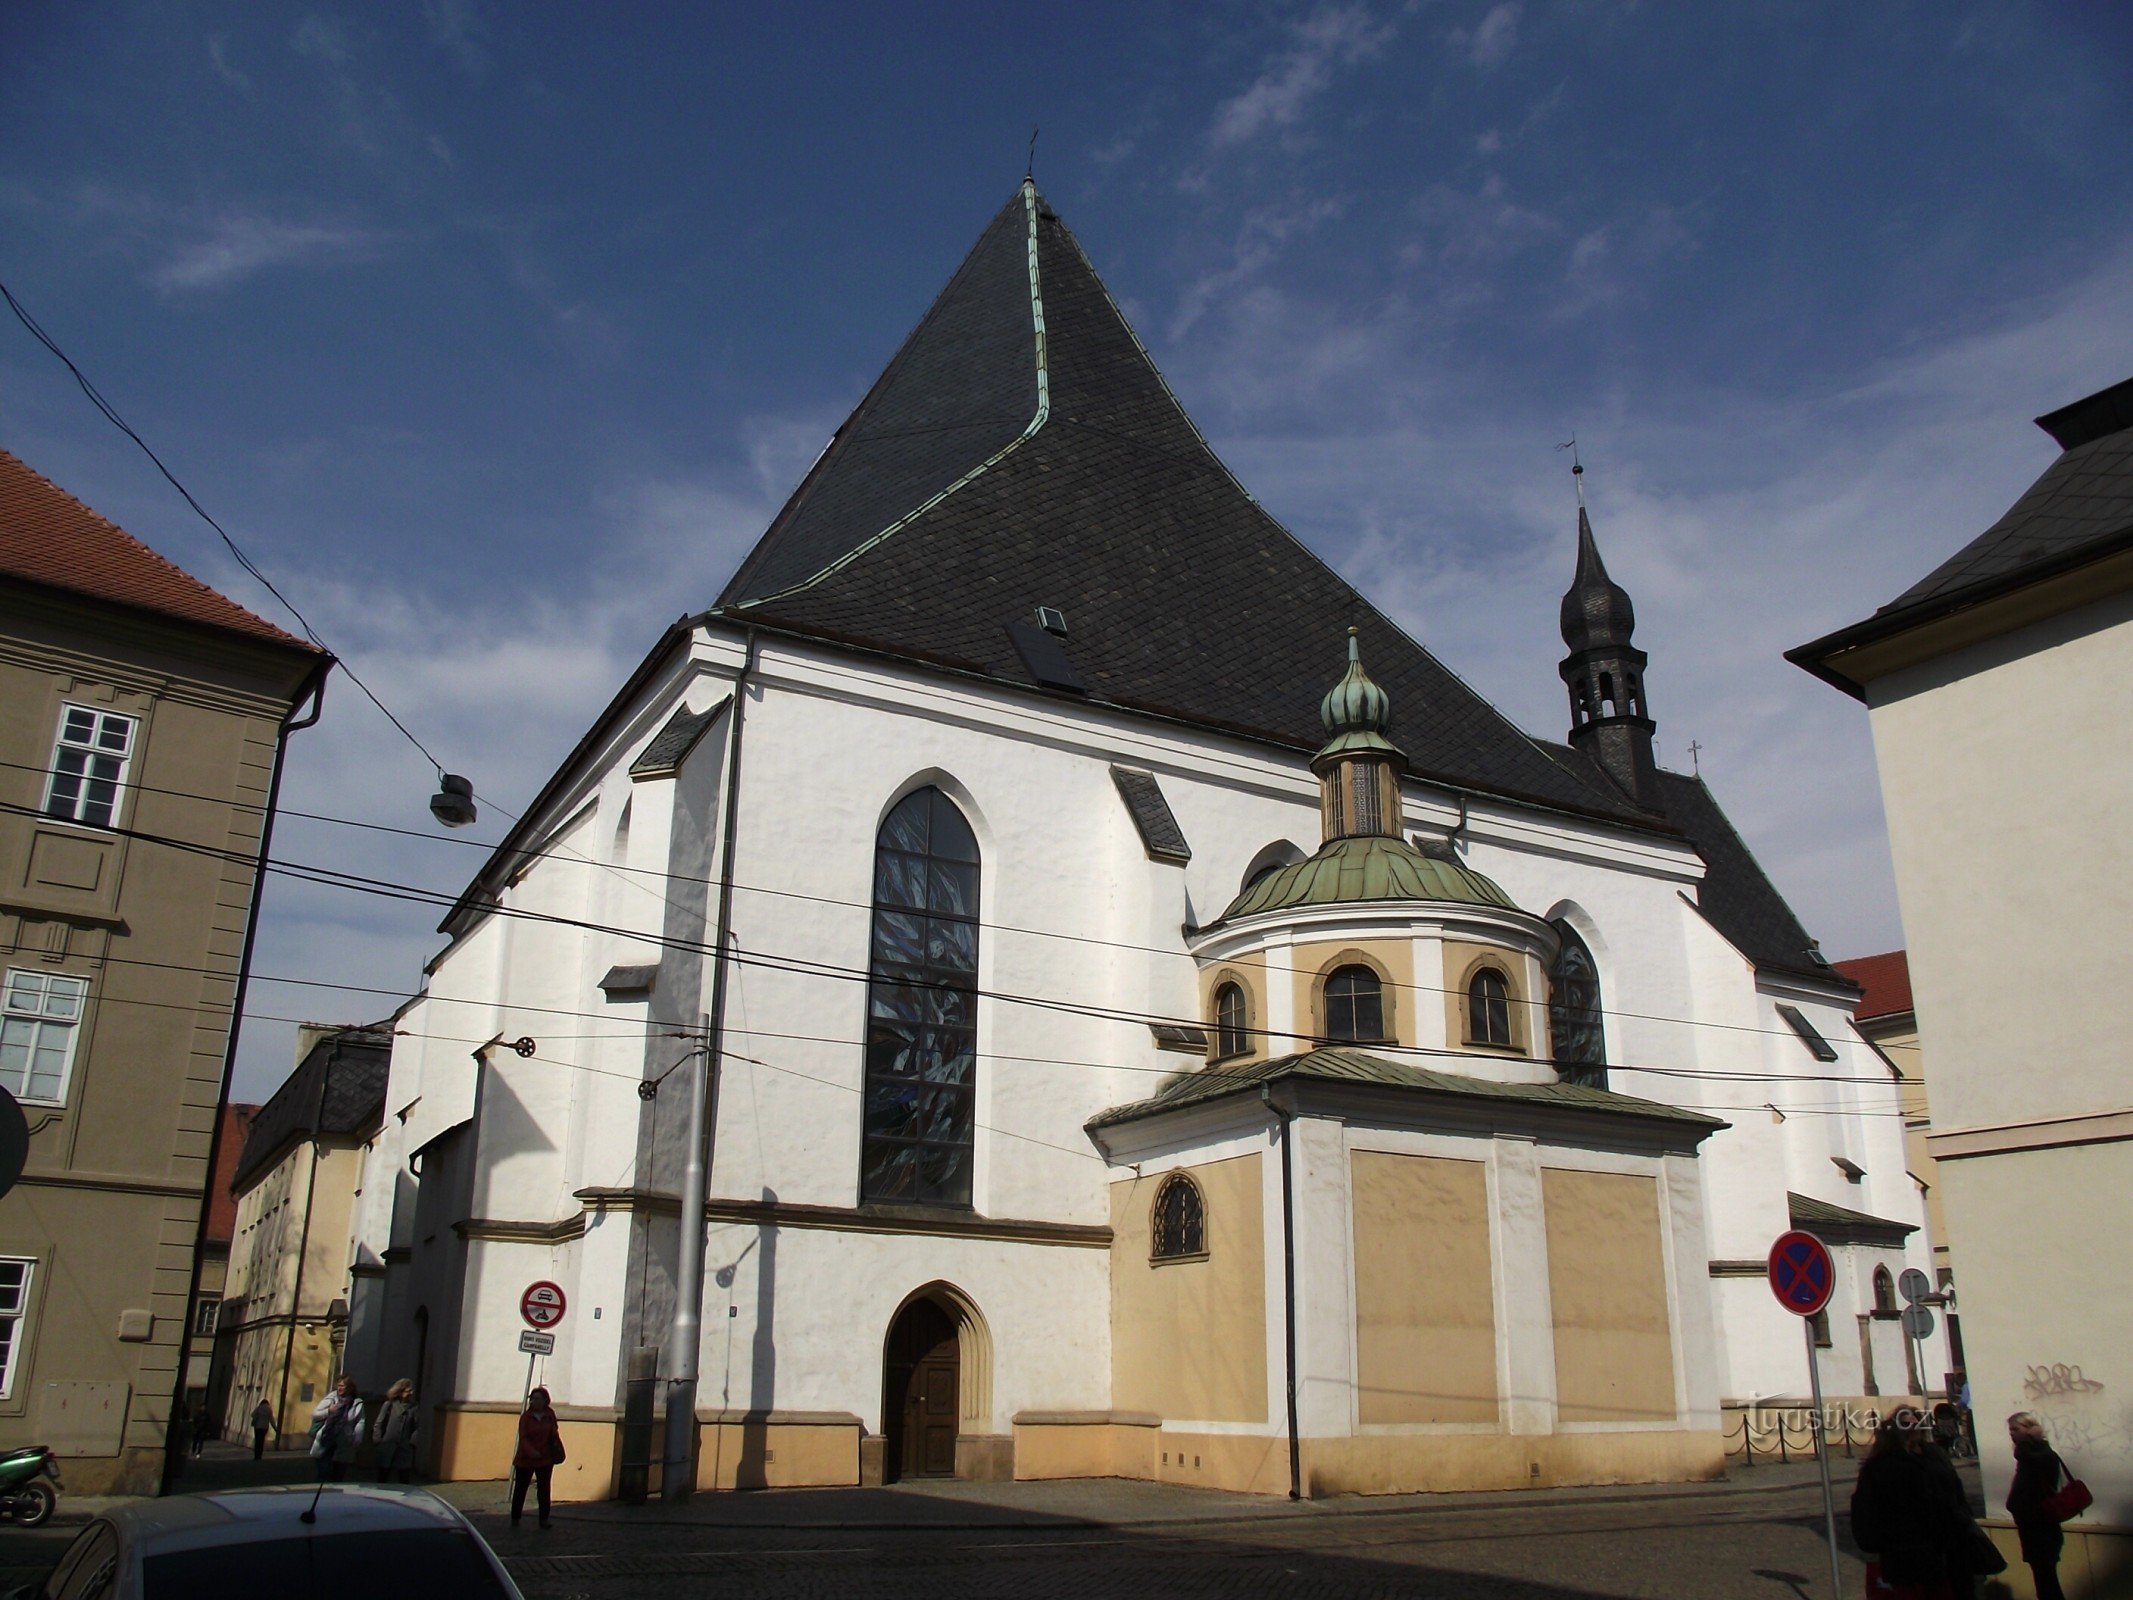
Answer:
[1804,1316,1845,1600]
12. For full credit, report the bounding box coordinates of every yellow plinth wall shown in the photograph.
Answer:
[694,1411,862,1490]
[1982,1520,2133,1600]
[430,1404,621,1503]
[1013,1411,1724,1498]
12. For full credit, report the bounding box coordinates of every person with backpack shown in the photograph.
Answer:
[510,1386,566,1529]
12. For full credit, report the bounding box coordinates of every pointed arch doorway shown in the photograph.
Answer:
[884,1296,959,1480]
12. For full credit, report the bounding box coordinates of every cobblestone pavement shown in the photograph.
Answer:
[0,1455,1961,1600]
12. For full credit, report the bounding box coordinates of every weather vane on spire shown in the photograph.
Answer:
[1027,126,1040,182]
[1557,435,1585,507]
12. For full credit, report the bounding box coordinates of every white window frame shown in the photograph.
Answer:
[0,1258,36,1400]
[41,705,138,829]
[1,969,90,1105]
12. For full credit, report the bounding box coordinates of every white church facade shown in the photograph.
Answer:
[341,182,1939,1499]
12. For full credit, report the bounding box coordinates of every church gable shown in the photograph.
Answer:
[716,184,1645,825]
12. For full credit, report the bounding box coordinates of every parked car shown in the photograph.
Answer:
[12,1485,523,1600]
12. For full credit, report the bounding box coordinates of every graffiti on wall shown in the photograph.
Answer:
[2019,1361,2130,1461]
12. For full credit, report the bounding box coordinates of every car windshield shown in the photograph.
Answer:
[143,1527,513,1599]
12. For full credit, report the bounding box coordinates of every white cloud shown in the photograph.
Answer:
[423,0,491,77]
[1169,194,1348,340]
[207,36,251,92]
[291,14,354,66]
[147,213,392,293]
[1208,4,1396,150]
[1458,3,1521,69]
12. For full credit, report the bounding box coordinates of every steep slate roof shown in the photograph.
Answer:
[1089,1046,1726,1132]
[715,185,1644,824]
[0,448,315,651]
[1791,375,2133,695]
[1832,950,1912,1022]
[233,1025,390,1191]
[1887,377,2133,611]
[1788,1190,1916,1249]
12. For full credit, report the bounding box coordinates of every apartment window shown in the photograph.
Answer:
[194,1301,219,1337]
[42,706,136,828]
[1,970,89,1103]
[0,1259,33,1399]
[1467,967,1513,1047]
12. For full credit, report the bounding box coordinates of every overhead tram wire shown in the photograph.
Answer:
[0,796,1912,1104]
[0,756,1908,1062]
[0,277,450,780]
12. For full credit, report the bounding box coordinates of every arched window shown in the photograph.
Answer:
[1548,919,1607,1089]
[1213,982,1248,1060]
[1874,1266,1896,1314]
[1151,1173,1206,1260]
[861,787,980,1207]
[1323,965,1385,1044]
[1467,967,1512,1047]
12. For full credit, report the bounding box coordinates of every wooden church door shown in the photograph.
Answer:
[885,1296,960,1480]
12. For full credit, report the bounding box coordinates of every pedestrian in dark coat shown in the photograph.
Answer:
[2006,1412,2069,1600]
[510,1386,566,1529]
[1851,1408,1961,1599]
[250,1397,274,1459]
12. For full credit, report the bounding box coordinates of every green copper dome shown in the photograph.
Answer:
[1317,629,1402,762]
[1214,835,1518,927]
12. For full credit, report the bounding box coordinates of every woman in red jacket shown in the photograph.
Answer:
[510,1386,566,1529]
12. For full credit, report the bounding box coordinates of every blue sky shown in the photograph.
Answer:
[5,3,2130,1099]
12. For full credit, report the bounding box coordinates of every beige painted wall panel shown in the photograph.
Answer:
[1351,1152,1497,1425]
[1111,1154,1267,1423]
[1543,1168,1676,1424]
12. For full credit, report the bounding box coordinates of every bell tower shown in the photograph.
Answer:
[1558,465,1657,806]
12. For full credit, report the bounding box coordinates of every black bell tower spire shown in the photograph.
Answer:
[1558,462,1657,806]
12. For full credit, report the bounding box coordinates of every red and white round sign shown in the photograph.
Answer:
[520,1280,567,1330]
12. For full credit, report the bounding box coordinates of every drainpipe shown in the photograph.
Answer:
[1260,1082,1302,1501]
[161,662,326,1496]
[660,628,756,1501]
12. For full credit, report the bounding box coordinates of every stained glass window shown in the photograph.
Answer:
[1151,1173,1206,1260]
[1547,920,1607,1088]
[860,788,979,1207]
[1323,965,1384,1043]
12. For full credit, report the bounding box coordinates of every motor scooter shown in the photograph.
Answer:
[0,1446,59,1527]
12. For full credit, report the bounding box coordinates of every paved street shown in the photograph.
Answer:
[0,1448,1965,1600]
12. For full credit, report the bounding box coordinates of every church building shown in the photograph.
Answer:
[343,183,1936,1499]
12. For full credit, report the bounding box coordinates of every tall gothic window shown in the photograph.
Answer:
[861,788,980,1207]
[1213,982,1248,1060]
[1547,919,1607,1089]
[1151,1173,1206,1260]
[1467,968,1512,1047]
[1323,965,1385,1043]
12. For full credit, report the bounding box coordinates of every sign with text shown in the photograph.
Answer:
[517,1329,555,1355]
[520,1280,567,1330]
[1767,1230,1835,1317]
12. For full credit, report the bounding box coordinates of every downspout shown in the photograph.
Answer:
[1260,1082,1301,1501]
[659,627,756,1501]
[163,662,327,1494]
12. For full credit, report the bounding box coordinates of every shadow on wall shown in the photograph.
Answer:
[706,1188,779,1490]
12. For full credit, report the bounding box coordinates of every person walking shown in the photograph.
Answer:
[309,1375,365,1483]
[250,1397,274,1459]
[509,1386,566,1530]
[1851,1407,1964,1599]
[2007,1411,2071,1600]
[372,1379,421,1484]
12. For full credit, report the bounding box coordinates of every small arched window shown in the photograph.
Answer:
[1323,965,1385,1043]
[1873,1266,1896,1314]
[1151,1173,1206,1261]
[1213,982,1248,1060]
[1467,968,1512,1047]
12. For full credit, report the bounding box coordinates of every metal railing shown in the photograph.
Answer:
[1722,1402,1890,1465]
